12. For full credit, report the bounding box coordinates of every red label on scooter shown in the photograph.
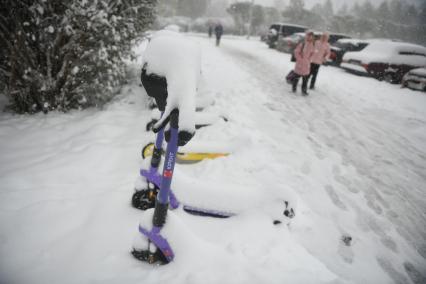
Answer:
[163,170,173,178]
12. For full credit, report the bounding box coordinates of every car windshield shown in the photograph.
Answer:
[269,25,280,32]
[329,35,350,44]
[289,34,302,40]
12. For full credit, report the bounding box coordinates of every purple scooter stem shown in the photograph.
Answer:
[140,112,179,208]
[137,110,180,263]
[139,163,178,209]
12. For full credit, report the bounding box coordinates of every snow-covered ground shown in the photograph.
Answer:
[1,34,425,284]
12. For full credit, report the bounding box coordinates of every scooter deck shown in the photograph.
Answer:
[142,142,229,163]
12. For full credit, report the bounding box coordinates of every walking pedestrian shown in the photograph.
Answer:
[308,32,331,90]
[292,31,315,95]
[214,22,223,46]
[208,25,213,38]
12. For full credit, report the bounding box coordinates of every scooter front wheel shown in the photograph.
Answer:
[132,187,158,210]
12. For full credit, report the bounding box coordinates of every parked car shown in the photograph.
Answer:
[266,23,307,49]
[401,68,426,91]
[329,38,399,66]
[276,32,305,53]
[277,31,351,60]
[277,31,324,54]
[341,41,426,83]
[327,33,351,45]
[329,39,370,66]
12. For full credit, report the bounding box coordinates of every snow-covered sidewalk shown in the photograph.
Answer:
[0,34,425,284]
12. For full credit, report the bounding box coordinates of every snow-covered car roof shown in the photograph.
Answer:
[337,38,398,46]
[269,23,308,29]
[343,41,426,66]
[337,38,368,45]
[406,67,426,77]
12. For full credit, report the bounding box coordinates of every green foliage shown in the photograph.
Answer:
[0,0,157,114]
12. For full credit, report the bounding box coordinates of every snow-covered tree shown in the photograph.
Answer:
[389,0,404,23]
[0,0,157,114]
[337,3,349,16]
[376,1,390,20]
[360,0,375,19]
[351,2,363,18]
[322,0,334,19]
[227,2,251,35]
[177,0,209,19]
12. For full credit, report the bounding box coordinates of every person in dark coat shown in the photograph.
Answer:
[214,23,223,46]
[208,25,213,38]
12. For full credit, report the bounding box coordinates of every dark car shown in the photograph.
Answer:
[266,23,307,49]
[327,33,351,45]
[329,39,370,66]
[341,41,426,83]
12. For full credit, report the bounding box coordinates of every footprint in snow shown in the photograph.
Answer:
[376,256,410,284]
[324,185,347,211]
[338,234,354,264]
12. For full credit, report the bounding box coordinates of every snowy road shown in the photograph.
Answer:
[212,35,426,282]
[219,35,426,254]
[0,34,425,284]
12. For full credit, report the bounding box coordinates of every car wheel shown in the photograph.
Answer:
[384,73,396,83]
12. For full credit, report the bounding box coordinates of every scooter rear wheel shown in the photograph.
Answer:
[141,142,155,159]
[131,247,168,264]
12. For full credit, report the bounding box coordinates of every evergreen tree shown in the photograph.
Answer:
[251,5,265,31]
[376,1,390,20]
[157,0,178,17]
[227,2,252,35]
[389,0,403,23]
[403,4,418,25]
[282,0,305,23]
[0,0,157,113]
[289,0,305,12]
[264,7,282,23]
[273,0,287,10]
[311,3,323,17]
[206,0,228,17]
[419,2,426,25]
[360,0,375,19]
[351,2,363,18]
[322,0,334,19]
[177,0,209,19]
[337,3,349,16]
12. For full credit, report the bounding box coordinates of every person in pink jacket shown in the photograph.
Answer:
[293,31,315,95]
[308,32,331,90]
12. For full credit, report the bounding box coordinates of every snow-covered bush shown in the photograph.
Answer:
[0,0,156,113]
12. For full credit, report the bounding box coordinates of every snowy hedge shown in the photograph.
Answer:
[0,0,156,113]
